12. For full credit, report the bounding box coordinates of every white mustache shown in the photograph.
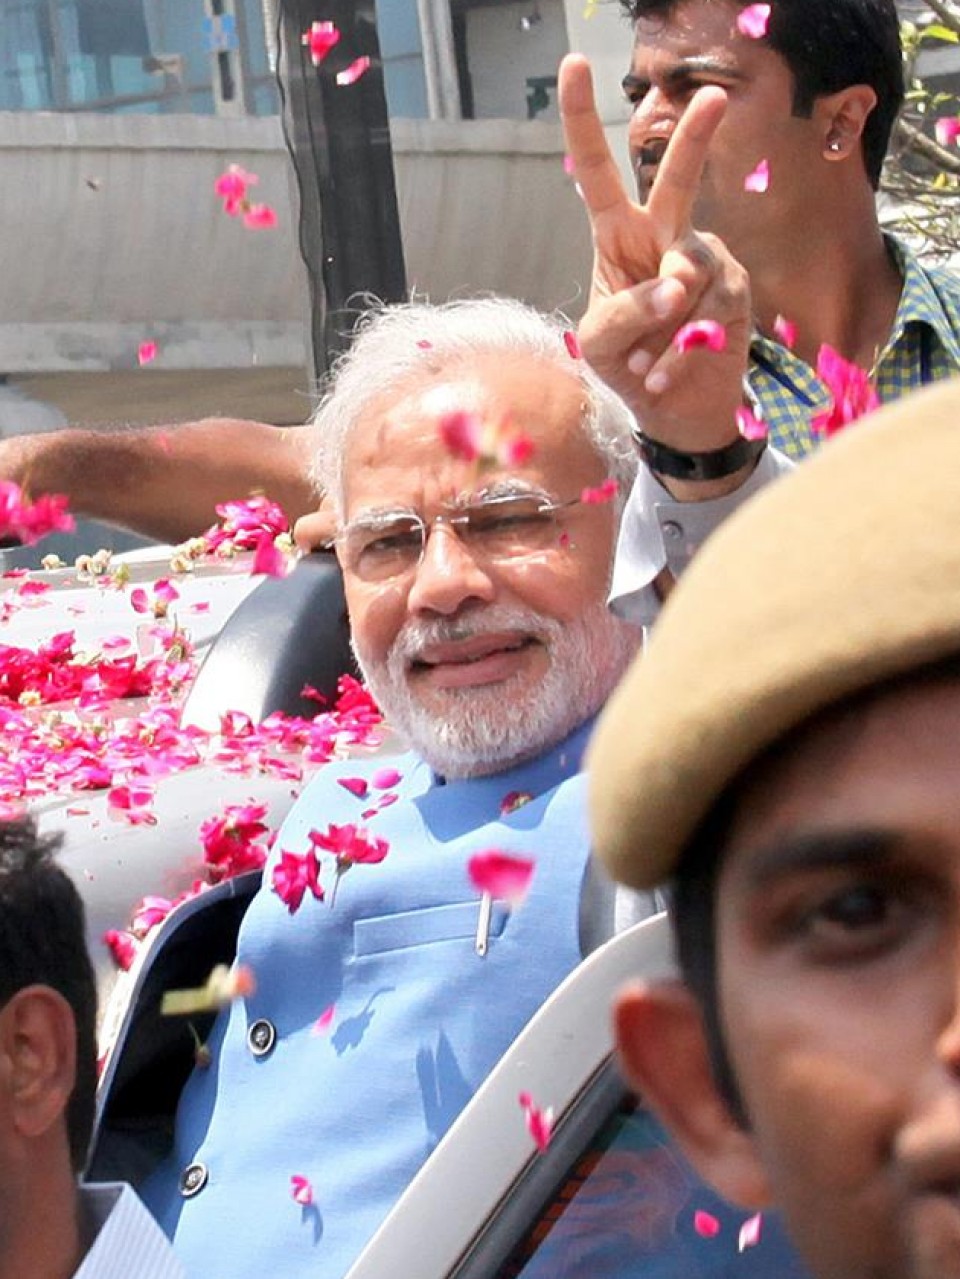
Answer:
[390,606,553,666]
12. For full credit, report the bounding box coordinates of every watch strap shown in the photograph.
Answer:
[635,430,766,482]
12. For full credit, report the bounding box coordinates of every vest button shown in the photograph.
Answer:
[179,1161,208,1198]
[248,1018,277,1058]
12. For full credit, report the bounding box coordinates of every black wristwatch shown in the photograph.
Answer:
[634,430,766,482]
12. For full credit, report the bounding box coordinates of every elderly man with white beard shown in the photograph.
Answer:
[109,297,642,1279]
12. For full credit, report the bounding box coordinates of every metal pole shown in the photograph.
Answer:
[276,0,407,376]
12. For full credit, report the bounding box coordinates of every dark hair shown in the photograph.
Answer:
[622,0,904,188]
[0,819,97,1172]
[671,787,747,1125]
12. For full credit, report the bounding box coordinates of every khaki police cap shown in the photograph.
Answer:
[588,377,960,890]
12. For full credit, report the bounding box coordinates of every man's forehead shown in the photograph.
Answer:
[719,670,960,877]
[630,0,752,65]
[343,357,586,478]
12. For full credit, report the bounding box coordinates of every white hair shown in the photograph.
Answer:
[309,296,638,516]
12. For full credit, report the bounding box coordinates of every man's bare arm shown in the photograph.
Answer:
[0,418,319,544]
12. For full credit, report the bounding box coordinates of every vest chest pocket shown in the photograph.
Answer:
[353,900,509,958]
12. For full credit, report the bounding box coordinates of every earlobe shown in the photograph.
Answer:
[819,85,878,159]
[0,987,76,1144]
[614,979,771,1210]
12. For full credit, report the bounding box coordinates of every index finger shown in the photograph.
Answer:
[559,53,631,221]
[645,86,727,242]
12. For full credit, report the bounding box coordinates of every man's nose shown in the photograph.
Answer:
[405,524,497,616]
[935,946,960,1078]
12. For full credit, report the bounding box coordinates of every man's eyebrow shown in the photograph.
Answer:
[343,506,416,531]
[740,828,900,889]
[624,56,745,93]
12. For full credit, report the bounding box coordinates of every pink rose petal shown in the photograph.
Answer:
[735,406,767,440]
[674,320,727,355]
[138,341,158,366]
[737,3,770,38]
[562,154,575,176]
[518,1091,554,1152]
[336,55,371,87]
[694,1210,721,1239]
[773,313,797,348]
[936,117,960,147]
[312,1004,336,1035]
[499,790,533,816]
[371,767,402,790]
[563,329,581,359]
[337,776,369,799]
[290,1174,313,1206]
[498,433,536,467]
[301,20,340,66]
[252,531,290,577]
[738,1212,763,1252]
[438,409,483,461]
[467,850,535,905]
[744,158,769,193]
[580,479,618,504]
[243,203,278,230]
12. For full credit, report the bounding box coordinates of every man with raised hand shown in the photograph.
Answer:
[559,0,960,623]
[97,296,644,1278]
[0,816,182,1278]
[589,376,960,1279]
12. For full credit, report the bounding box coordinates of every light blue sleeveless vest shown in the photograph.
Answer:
[142,718,595,1277]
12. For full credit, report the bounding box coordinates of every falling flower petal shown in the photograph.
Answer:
[0,482,74,545]
[161,963,256,1016]
[738,1212,763,1252]
[694,1210,721,1239]
[336,55,371,86]
[674,320,727,354]
[773,313,797,348]
[737,3,770,38]
[438,409,484,461]
[416,339,433,350]
[468,850,535,905]
[563,329,581,358]
[744,158,769,193]
[371,767,402,790]
[935,116,960,147]
[519,1091,554,1152]
[500,790,533,816]
[337,776,369,799]
[290,1174,314,1206]
[301,20,340,66]
[562,154,576,176]
[312,1004,336,1035]
[215,165,252,200]
[811,344,880,437]
[580,479,618,504]
[243,203,278,230]
[498,433,536,467]
[735,406,767,440]
[138,341,158,366]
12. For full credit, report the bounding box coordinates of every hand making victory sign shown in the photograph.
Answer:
[559,54,753,464]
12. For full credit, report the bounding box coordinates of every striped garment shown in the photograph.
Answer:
[75,1183,184,1279]
[747,237,960,460]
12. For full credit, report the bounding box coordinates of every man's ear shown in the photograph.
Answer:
[0,986,75,1144]
[816,85,878,160]
[614,979,770,1209]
